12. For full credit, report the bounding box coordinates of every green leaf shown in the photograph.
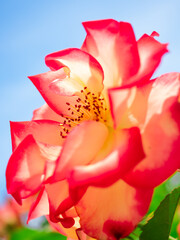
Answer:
[10,227,66,240]
[33,231,66,240]
[148,173,180,215]
[10,228,37,240]
[140,187,180,240]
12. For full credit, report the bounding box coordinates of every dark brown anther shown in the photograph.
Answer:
[66,102,70,105]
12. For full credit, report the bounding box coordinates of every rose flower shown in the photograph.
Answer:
[6,19,180,240]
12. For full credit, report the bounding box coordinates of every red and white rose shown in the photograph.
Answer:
[6,19,180,240]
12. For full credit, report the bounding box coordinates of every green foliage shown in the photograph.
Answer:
[148,173,180,239]
[140,187,180,240]
[10,227,66,240]
[149,173,180,215]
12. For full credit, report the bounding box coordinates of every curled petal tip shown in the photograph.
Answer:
[150,31,160,37]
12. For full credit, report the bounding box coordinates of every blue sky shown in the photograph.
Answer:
[1,0,180,203]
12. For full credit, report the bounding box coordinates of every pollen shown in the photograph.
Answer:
[59,87,108,138]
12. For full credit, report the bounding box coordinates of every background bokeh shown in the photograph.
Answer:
[1,0,180,203]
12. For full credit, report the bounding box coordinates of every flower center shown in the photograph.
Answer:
[59,86,108,138]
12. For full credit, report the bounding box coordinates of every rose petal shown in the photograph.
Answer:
[68,127,144,191]
[49,77,83,96]
[135,33,168,83]
[108,77,156,129]
[52,121,109,182]
[45,48,104,93]
[82,19,168,87]
[32,103,63,122]
[82,19,140,88]
[10,120,63,151]
[73,180,153,240]
[29,68,80,116]
[45,180,74,222]
[46,216,79,240]
[44,154,61,182]
[150,31,159,37]
[108,86,136,128]
[27,188,49,223]
[76,228,94,240]
[124,72,180,188]
[6,135,46,204]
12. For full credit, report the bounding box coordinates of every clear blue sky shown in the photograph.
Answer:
[1,0,180,203]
